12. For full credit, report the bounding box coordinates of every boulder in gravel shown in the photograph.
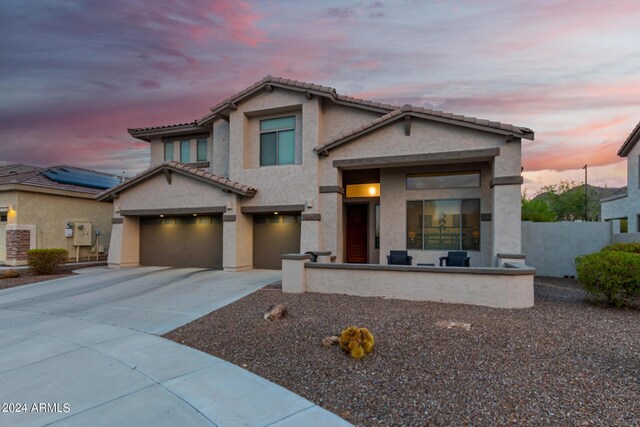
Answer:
[321,335,339,347]
[0,270,20,279]
[435,321,471,331]
[263,304,287,321]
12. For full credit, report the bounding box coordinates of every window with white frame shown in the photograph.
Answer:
[407,199,480,251]
[260,116,295,166]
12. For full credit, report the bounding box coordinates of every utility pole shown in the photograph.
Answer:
[582,164,588,221]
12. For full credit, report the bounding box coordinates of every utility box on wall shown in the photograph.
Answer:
[73,222,93,246]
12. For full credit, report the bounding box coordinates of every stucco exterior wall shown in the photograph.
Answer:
[521,221,613,277]
[229,90,318,208]
[3,191,112,261]
[282,258,535,309]
[115,172,232,212]
[601,143,640,232]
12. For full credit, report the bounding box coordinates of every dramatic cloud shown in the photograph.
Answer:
[0,0,638,187]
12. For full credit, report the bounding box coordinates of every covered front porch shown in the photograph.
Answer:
[323,148,524,268]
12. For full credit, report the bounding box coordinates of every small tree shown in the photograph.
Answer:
[522,193,556,222]
[537,181,600,221]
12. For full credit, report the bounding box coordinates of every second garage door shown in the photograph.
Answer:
[253,214,301,270]
[140,215,222,268]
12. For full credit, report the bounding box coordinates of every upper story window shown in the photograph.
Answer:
[407,171,480,190]
[197,138,208,162]
[180,140,190,163]
[260,116,295,166]
[164,142,174,161]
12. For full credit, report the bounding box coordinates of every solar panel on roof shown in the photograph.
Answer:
[42,167,120,190]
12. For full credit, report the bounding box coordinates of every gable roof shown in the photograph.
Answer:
[315,104,535,154]
[618,121,640,157]
[0,164,119,195]
[96,161,257,201]
[128,75,534,147]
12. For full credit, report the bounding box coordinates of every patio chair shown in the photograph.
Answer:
[439,251,470,267]
[387,250,413,266]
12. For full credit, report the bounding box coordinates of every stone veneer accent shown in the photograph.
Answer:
[6,229,31,261]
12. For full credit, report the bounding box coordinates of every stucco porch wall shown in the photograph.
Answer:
[282,256,535,309]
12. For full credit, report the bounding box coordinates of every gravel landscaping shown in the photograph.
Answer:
[0,266,76,290]
[165,279,640,426]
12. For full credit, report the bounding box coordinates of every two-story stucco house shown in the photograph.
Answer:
[99,76,534,272]
[601,121,640,232]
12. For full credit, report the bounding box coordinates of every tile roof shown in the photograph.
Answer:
[315,104,535,154]
[97,161,257,201]
[618,120,640,157]
[128,75,535,147]
[0,164,113,195]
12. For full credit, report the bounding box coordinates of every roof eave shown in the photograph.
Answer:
[617,125,640,157]
[127,123,210,142]
[315,112,535,155]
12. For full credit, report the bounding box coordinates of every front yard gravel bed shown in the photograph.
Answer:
[164,279,640,426]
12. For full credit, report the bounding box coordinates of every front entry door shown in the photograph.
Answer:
[346,204,368,263]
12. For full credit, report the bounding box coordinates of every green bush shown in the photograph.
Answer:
[601,242,640,254]
[27,249,69,275]
[576,251,640,307]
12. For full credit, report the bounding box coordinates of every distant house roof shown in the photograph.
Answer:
[0,164,120,195]
[128,76,535,145]
[618,121,640,157]
[315,104,535,154]
[96,161,257,201]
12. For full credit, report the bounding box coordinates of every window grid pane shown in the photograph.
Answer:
[164,142,174,161]
[260,132,277,166]
[407,199,480,251]
[260,116,295,131]
[277,129,295,165]
[180,140,190,163]
[407,171,480,190]
[197,138,207,161]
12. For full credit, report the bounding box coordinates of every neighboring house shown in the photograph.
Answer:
[601,121,640,232]
[99,76,534,271]
[0,164,117,266]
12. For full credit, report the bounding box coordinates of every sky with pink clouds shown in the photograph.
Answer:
[1,0,639,193]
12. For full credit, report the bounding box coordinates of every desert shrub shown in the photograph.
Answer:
[27,249,69,275]
[339,326,375,359]
[601,242,640,254]
[576,251,640,307]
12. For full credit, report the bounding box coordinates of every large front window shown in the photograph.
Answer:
[407,199,480,251]
[260,116,295,166]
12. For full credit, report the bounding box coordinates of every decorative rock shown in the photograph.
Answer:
[263,303,287,321]
[435,321,471,330]
[0,270,20,279]
[321,335,339,347]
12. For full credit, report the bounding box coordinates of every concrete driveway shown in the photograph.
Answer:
[0,267,350,427]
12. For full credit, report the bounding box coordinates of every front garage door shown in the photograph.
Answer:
[140,215,222,268]
[253,214,301,270]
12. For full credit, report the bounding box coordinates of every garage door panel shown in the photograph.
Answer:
[140,216,222,268]
[253,215,301,270]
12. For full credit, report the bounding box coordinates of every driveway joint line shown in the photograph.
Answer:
[41,384,159,427]
[263,403,318,426]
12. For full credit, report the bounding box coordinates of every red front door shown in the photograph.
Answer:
[346,204,368,263]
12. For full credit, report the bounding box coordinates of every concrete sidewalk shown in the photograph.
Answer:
[0,267,351,426]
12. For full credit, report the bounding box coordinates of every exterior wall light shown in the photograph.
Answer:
[274,211,278,215]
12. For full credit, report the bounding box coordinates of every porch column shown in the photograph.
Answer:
[318,189,343,262]
[223,211,252,272]
[107,216,139,268]
[491,151,524,266]
[300,212,322,254]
